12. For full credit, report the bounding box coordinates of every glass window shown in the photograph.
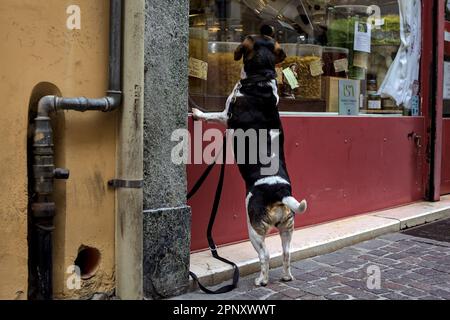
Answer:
[189,0,419,116]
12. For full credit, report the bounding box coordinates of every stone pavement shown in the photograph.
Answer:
[174,232,450,300]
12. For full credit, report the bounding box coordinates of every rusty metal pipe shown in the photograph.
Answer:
[30,0,123,299]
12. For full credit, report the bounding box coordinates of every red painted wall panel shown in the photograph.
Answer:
[188,116,425,251]
[441,119,450,194]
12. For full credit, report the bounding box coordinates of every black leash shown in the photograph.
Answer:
[187,135,240,294]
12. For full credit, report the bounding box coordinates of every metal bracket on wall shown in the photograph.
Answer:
[108,179,143,189]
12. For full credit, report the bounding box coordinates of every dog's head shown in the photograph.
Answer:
[234,25,287,69]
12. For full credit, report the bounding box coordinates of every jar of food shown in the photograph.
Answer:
[189,28,209,95]
[207,42,243,97]
[367,93,382,110]
[327,5,371,81]
[367,78,378,95]
[322,46,349,78]
[280,44,324,99]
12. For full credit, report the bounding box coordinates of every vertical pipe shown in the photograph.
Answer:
[109,0,123,93]
[115,0,145,299]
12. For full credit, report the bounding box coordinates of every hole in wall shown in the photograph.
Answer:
[74,246,101,280]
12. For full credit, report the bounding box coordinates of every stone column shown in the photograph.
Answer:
[143,0,191,299]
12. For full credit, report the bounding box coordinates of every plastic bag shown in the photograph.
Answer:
[378,0,421,109]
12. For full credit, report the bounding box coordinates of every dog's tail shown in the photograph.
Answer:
[282,197,308,215]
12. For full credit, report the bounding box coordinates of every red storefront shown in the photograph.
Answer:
[187,0,446,252]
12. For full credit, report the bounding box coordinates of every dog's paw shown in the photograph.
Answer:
[281,274,295,282]
[255,276,269,287]
[191,108,204,121]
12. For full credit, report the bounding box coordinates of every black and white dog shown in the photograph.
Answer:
[192,26,307,287]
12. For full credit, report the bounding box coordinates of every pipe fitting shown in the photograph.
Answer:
[37,95,57,117]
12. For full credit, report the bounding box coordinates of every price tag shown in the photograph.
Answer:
[334,58,349,73]
[189,57,208,80]
[282,68,299,90]
[309,60,324,77]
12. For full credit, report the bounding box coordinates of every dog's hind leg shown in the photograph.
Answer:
[246,193,270,286]
[279,227,294,282]
[248,223,270,287]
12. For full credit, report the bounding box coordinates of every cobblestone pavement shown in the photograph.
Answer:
[174,232,450,300]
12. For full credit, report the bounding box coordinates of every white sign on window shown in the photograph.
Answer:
[354,21,372,53]
[444,62,450,100]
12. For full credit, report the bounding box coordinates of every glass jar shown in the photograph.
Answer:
[323,46,349,78]
[367,94,382,110]
[327,5,371,81]
[280,44,323,99]
[207,42,242,97]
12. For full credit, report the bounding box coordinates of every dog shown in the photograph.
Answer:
[192,25,307,287]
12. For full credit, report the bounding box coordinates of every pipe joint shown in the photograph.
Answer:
[37,95,57,117]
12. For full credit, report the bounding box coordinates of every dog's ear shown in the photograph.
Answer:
[234,36,254,61]
[274,42,287,64]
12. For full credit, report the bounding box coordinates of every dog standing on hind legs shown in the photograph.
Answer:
[192,25,307,287]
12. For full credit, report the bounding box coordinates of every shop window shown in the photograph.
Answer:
[189,0,421,116]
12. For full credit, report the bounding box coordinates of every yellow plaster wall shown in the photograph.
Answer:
[0,0,116,299]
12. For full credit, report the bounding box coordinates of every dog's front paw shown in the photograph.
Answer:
[191,108,204,121]
[255,276,269,287]
[281,274,295,282]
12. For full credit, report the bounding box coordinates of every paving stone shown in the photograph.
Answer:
[401,288,427,298]
[428,289,450,299]
[325,293,353,300]
[366,250,390,257]
[232,293,258,300]
[312,254,346,266]
[384,253,411,260]
[280,288,308,299]
[419,295,443,300]
[265,293,293,300]
[247,288,276,300]
[408,280,435,291]
[300,285,334,296]
[341,279,368,290]
[298,294,327,300]
[334,286,379,300]
[380,234,413,242]
[383,280,409,291]
[381,292,411,300]
[291,259,323,272]
[353,239,391,250]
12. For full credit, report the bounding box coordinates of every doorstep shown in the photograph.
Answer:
[188,195,450,291]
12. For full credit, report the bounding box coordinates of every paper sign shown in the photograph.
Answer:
[334,58,349,73]
[354,21,372,53]
[444,62,450,100]
[189,57,208,80]
[339,79,360,116]
[282,68,299,90]
[309,60,324,77]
